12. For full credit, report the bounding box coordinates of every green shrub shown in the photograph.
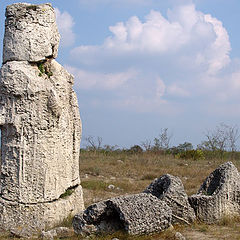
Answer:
[59,188,74,199]
[128,145,143,154]
[176,149,205,160]
[37,61,53,78]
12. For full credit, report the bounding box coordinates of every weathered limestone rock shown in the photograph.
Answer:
[0,3,84,236]
[73,193,172,236]
[1,185,83,238]
[3,3,59,63]
[189,162,240,223]
[144,174,196,224]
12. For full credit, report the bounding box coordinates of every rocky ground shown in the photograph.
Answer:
[1,151,240,239]
[76,151,240,240]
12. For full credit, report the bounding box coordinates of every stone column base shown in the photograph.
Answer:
[0,185,84,237]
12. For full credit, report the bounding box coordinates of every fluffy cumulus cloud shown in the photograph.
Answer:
[55,8,75,47]
[68,3,237,114]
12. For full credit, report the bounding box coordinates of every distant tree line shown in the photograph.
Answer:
[82,123,240,160]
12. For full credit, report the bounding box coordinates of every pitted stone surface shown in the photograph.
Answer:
[144,174,196,224]
[73,193,172,236]
[189,162,240,223]
[3,3,60,63]
[0,57,82,204]
[4,185,83,238]
[0,3,84,236]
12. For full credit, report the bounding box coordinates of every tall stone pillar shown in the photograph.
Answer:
[0,3,84,236]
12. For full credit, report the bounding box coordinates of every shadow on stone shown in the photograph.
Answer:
[73,193,172,236]
[143,174,196,224]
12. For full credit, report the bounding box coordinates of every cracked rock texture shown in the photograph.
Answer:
[189,162,240,223]
[3,3,59,63]
[144,174,196,224]
[0,3,84,236]
[73,193,172,236]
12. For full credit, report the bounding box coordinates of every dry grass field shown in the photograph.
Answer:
[77,150,240,240]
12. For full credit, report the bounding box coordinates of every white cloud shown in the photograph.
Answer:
[55,8,75,47]
[104,10,186,53]
[156,77,166,98]
[65,65,137,90]
[231,71,240,89]
[72,4,230,73]
[111,96,172,114]
[167,84,190,97]
[203,14,231,74]
[69,3,234,113]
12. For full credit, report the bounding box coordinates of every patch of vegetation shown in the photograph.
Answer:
[46,71,53,78]
[141,173,157,180]
[198,225,208,232]
[38,62,45,76]
[81,180,108,191]
[85,166,101,176]
[59,188,74,199]
[37,61,53,78]
[26,5,38,11]
[175,149,205,161]
[217,215,240,227]
[128,145,143,154]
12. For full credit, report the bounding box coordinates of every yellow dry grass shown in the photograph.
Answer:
[80,151,240,203]
[78,151,240,240]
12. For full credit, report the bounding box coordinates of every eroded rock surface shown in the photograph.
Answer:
[3,3,59,63]
[189,161,240,223]
[144,174,196,224]
[73,193,172,236]
[0,3,84,236]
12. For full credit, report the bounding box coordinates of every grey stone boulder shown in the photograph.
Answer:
[189,161,240,223]
[73,193,172,236]
[144,174,196,224]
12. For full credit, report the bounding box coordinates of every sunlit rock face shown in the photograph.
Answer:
[3,3,59,63]
[0,3,84,237]
[144,174,196,224]
[189,161,240,223]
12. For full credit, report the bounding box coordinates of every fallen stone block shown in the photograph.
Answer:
[144,174,196,224]
[189,161,240,223]
[73,193,172,236]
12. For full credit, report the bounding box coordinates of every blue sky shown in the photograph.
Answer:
[1,0,240,148]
